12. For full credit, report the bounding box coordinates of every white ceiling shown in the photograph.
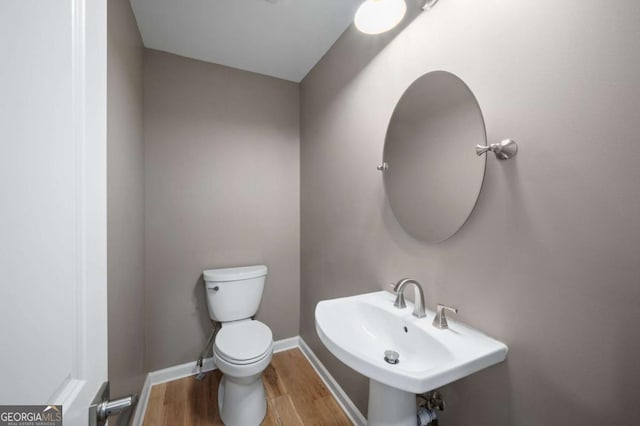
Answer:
[130,0,360,82]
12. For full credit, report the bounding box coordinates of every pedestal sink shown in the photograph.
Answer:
[315,291,507,426]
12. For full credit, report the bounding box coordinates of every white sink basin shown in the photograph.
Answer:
[315,291,507,425]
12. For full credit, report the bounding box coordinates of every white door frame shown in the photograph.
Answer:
[0,0,107,424]
[53,0,108,424]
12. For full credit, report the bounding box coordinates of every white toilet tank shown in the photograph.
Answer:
[203,265,268,322]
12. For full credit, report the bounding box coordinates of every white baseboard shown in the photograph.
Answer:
[298,338,367,426]
[272,335,299,352]
[131,335,365,426]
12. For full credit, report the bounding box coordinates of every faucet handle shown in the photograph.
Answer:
[433,304,458,330]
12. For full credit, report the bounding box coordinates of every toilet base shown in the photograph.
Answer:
[218,373,267,426]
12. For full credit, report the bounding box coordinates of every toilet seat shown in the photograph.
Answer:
[214,320,273,365]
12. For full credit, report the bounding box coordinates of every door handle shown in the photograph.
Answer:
[89,382,138,426]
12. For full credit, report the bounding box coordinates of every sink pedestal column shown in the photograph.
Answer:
[367,379,416,426]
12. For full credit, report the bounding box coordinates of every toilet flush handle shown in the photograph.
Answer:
[212,286,219,291]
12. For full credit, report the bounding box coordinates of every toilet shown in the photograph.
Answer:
[203,265,273,426]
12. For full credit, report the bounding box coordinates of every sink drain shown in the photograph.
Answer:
[384,350,399,365]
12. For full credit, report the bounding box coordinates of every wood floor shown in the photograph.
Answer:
[143,348,353,425]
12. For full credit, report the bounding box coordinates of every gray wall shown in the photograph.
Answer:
[107,0,146,396]
[144,49,300,371]
[300,1,640,424]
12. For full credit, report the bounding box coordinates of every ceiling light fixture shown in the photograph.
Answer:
[354,0,407,35]
[354,0,440,35]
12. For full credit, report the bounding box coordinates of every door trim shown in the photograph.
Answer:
[48,0,108,420]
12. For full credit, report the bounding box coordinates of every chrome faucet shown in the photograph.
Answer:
[393,278,426,318]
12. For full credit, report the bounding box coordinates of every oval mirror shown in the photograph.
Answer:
[383,71,486,242]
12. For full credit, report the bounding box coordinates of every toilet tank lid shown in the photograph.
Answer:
[203,265,268,282]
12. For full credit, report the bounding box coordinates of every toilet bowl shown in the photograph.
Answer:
[213,320,273,425]
[203,265,273,426]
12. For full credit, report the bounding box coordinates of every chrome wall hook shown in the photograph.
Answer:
[377,162,389,171]
[476,139,518,160]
